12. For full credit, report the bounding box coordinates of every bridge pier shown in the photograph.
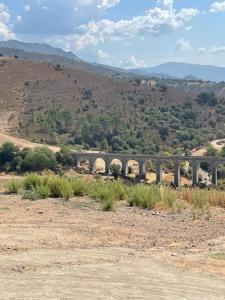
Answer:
[121,160,126,177]
[89,157,95,174]
[212,166,218,186]
[192,163,199,187]
[174,161,181,188]
[156,162,162,185]
[138,161,146,180]
[105,159,111,176]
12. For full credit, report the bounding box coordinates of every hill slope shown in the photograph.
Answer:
[1,54,225,154]
[0,40,78,61]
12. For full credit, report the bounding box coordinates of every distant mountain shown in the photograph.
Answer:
[134,62,225,82]
[183,75,200,81]
[0,43,138,80]
[3,40,225,83]
[0,40,78,61]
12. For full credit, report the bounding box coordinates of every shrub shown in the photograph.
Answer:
[48,176,73,200]
[87,181,117,211]
[22,190,39,201]
[0,142,19,164]
[6,179,22,194]
[181,189,210,219]
[35,184,50,199]
[111,180,127,201]
[61,183,73,201]
[128,184,161,210]
[71,177,88,196]
[101,197,116,211]
[160,187,176,208]
[22,147,57,172]
[158,187,185,213]
[24,173,42,190]
[208,190,225,208]
[55,146,74,166]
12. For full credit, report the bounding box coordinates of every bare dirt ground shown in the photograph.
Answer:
[191,138,225,156]
[0,192,225,299]
[0,132,60,153]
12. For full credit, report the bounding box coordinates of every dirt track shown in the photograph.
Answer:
[0,132,60,152]
[1,248,225,300]
[0,194,225,299]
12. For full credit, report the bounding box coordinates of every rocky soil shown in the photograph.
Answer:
[0,194,225,299]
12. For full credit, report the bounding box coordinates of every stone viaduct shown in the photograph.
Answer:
[73,152,225,187]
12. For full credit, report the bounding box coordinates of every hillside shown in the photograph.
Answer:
[135,62,225,82]
[0,40,79,61]
[0,43,131,79]
[1,53,225,154]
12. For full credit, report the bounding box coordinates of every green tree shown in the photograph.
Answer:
[55,146,74,166]
[220,146,225,157]
[22,147,57,171]
[110,164,121,179]
[0,142,19,163]
[205,144,218,157]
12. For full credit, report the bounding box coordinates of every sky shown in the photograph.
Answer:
[1,0,225,68]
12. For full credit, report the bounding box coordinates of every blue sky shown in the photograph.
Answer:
[1,0,225,68]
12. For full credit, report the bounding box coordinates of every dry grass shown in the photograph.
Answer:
[3,173,225,216]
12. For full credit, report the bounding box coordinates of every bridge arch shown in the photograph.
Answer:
[73,152,222,186]
[125,159,140,178]
[109,159,123,177]
[75,156,92,174]
[93,158,106,174]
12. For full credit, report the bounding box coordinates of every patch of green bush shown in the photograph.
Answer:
[35,184,50,199]
[71,177,88,196]
[48,176,73,200]
[23,173,42,190]
[22,189,40,201]
[111,180,127,201]
[22,147,57,172]
[128,184,161,210]
[87,181,117,211]
[6,179,22,194]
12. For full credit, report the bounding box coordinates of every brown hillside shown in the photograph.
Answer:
[1,55,225,153]
[0,57,64,131]
[0,56,190,128]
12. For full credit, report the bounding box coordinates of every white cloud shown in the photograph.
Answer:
[197,47,206,53]
[210,46,225,53]
[185,26,192,31]
[0,3,15,40]
[210,1,225,13]
[157,0,173,11]
[0,3,10,23]
[121,55,146,68]
[76,0,119,9]
[24,4,31,12]
[16,15,22,23]
[74,2,198,49]
[174,38,192,51]
[96,49,109,59]
[77,0,96,6]
[97,0,120,10]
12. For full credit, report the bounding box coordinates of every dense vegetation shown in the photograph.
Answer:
[0,142,73,173]
[22,88,225,155]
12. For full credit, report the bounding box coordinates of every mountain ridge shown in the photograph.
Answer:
[133,62,225,82]
[1,40,225,82]
[0,39,79,61]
